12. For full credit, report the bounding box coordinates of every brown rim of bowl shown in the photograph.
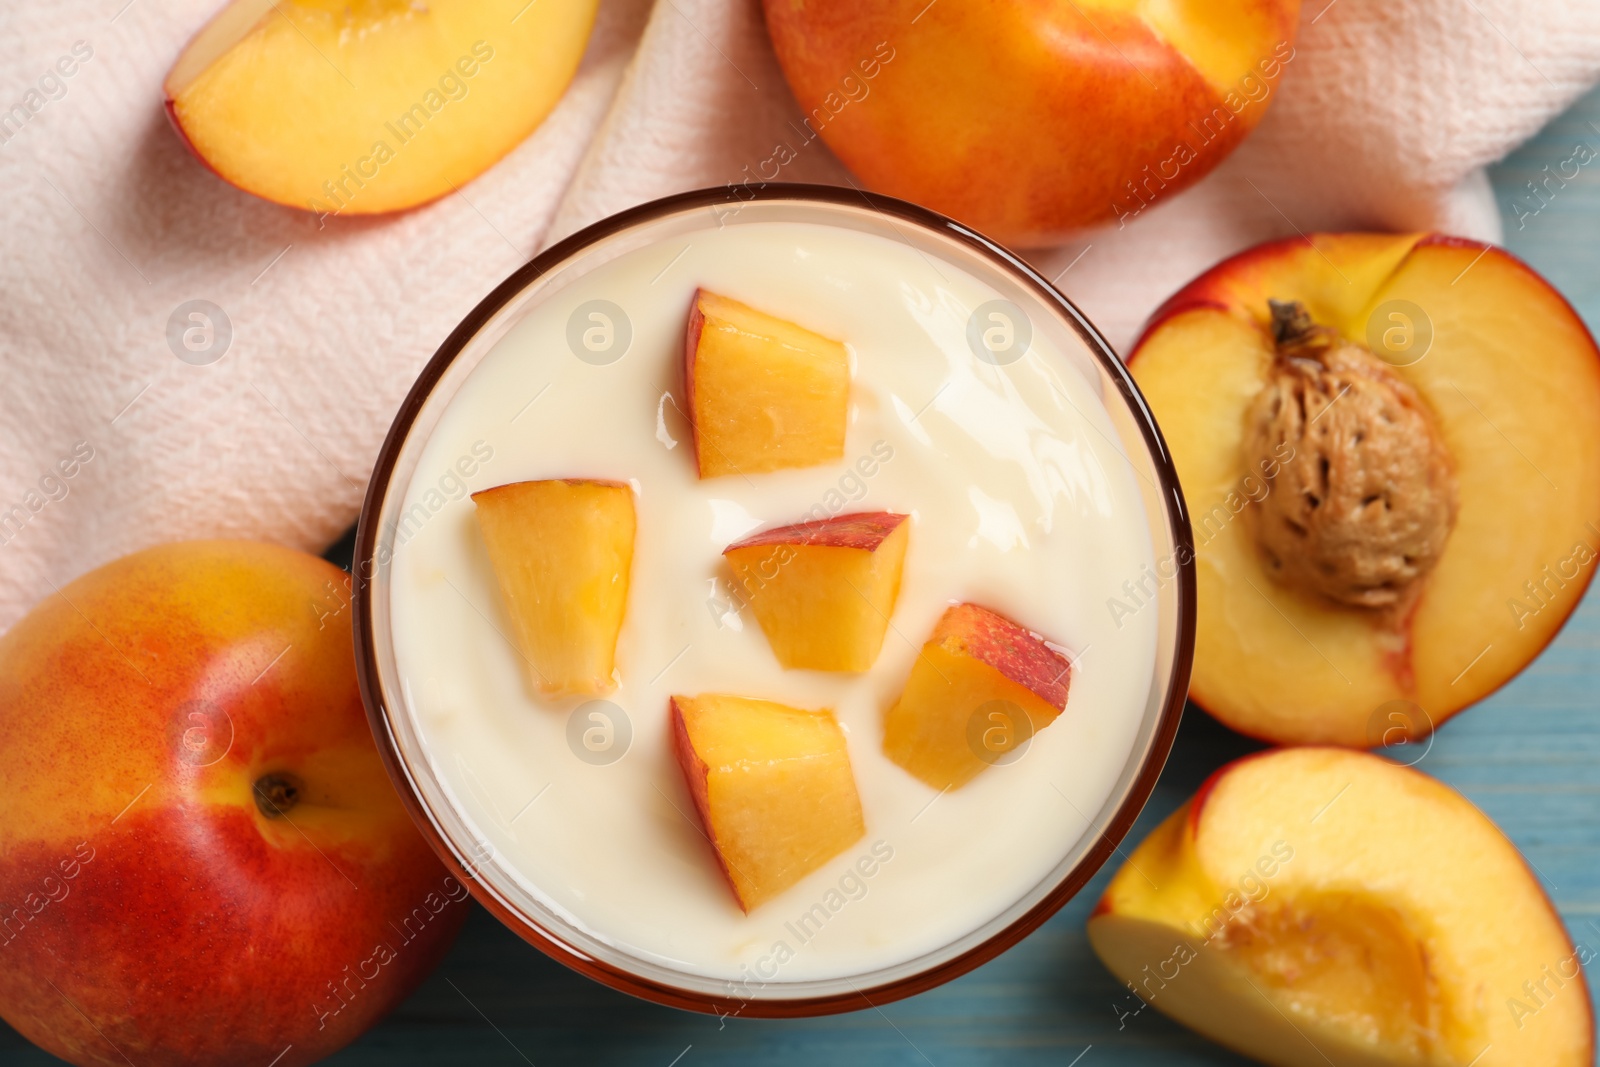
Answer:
[351,182,1196,1019]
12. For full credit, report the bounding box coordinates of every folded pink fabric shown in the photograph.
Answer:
[1,0,1596,629]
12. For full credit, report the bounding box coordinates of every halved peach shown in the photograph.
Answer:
[1129,235,1600,745]
[1088,748,1594,1066]
[882,603,1073,790]
[684,289,850,478]
[471,479,634,698]
[724,511,909,672]
[164,0,598,215]
[670,694,865,912]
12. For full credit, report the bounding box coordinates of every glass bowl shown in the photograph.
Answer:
[352,184,1195,1017]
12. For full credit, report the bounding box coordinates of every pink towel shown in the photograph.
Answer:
[1,0,1597,629]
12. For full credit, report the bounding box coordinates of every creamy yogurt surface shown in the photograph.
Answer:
[386,217,1160,985]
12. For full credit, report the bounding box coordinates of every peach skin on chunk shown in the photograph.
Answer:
[684,289,850,478]
[671,694,866,912]
[883,603,1073,790]
[472,479,635,698]
[724,511,909,672]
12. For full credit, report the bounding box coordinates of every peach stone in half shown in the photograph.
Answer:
[1129,234,1600,746]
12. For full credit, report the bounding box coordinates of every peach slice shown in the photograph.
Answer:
[883,603,1073,790]
[670,694,866,912]
[1129,235,1600,746]
[1088,748,1594,1066]
[164,0,598,215]
[471,479,634,698]
[724,511,910,672]
[685,289,850,478]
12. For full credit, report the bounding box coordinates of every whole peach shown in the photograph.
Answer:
[0,541,465,1067]
[763,0,1301,245]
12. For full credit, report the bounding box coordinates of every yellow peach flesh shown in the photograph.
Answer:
[472,479,635,698]
[672,694,865,912]
[164,0,598,214]
[1088,748,1593,1067]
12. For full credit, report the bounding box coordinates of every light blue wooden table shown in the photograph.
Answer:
[7,89,1598,1067]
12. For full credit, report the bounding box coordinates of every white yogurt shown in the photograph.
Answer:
[386,218,1159,985]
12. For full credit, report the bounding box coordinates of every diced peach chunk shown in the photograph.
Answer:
[883,603,1072,790]
[471,479,635,697]
[670,693,866,912]
[684,289,850,478]
[724,511,909,672]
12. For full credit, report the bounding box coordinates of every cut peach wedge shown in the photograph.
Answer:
[671,694,866,912]
[724,511,910,672]
[1088,748,1595,1067]
[883,604,1073,790]
[471,479,634,698]
[1129,234,1600,746]
[164,0,599,215]
[685,289,850,478]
